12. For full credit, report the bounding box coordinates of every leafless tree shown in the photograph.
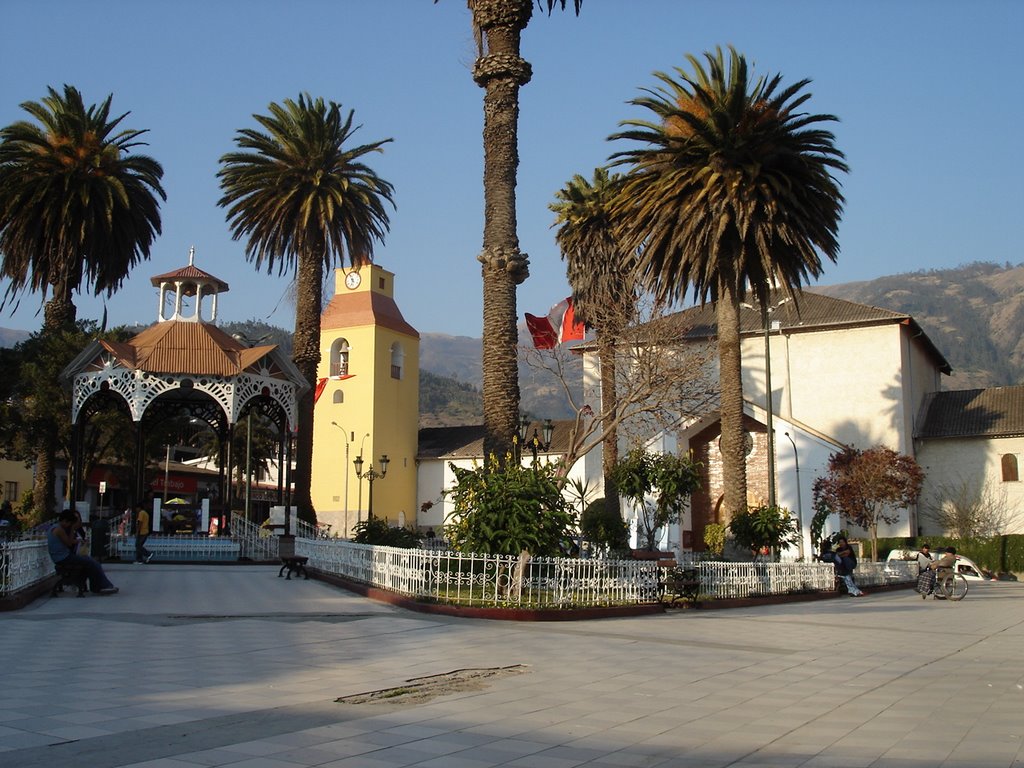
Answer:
[922,475,1022,539]
[521,297,717,488]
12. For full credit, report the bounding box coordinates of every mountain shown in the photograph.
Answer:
[815,261,1024,389]
[6,261,1017,422]
[0,328,30,348]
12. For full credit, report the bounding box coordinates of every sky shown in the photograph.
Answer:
[1,0,1022,339]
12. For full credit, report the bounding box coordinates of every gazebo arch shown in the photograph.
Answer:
[61,251,308,523]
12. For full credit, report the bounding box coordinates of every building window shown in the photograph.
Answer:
[390,342,404,380]
[332,390,343,404]
[4,481,16,503]
[1002,453,1019,482]
[330,338,350,376]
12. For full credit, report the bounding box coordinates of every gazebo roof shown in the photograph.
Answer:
[98,321,276,377]
[150,263,230,294]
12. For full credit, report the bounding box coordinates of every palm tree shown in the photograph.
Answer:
[461,0,582,461]
[0,84,165,517]
[610,47,847,522]
[218,95,395,524]
[550,167,634,520]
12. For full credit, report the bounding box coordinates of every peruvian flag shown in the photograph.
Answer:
[525,297,585,350]
[314,375,354,404]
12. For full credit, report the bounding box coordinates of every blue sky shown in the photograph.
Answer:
[1,0,1021,338]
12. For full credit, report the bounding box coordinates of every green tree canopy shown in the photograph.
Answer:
[610,47,847,521]
[611,448,701,551]
[813,445,924,561]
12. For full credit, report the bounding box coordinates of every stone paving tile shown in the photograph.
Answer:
[4,570,1024,768]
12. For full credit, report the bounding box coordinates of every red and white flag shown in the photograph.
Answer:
[525,297,585,350]
[314,375,354,404]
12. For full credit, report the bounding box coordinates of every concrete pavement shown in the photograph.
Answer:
[2,563,1023,767]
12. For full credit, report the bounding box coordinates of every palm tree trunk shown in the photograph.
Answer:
[717,281,747,521]
[290,252,323,525]
[598,338,620,519]
[33,291,77,521]
[472,0,533,461]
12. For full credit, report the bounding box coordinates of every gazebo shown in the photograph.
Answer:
[61,249,308,524]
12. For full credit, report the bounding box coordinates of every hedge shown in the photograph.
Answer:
[874,535,1024,574]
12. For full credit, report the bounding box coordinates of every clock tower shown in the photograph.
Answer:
[310,264,420,535]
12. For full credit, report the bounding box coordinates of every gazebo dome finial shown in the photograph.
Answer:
[150,247,230,324]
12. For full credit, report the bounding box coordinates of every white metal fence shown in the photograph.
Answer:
[0,539,54,596]
[297,538,663,608]
[2,521,915,605]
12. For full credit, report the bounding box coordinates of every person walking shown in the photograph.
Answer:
[135,503,153,564]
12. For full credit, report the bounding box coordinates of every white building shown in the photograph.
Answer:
[581,290,954,557]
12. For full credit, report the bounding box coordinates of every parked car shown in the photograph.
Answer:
[884,549,993,581]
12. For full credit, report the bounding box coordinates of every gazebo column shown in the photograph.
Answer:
[134,421,147,508]
[223,422,235,528]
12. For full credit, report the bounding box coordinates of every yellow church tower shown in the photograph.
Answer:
[311,264,419,536]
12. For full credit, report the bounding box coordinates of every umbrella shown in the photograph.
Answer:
[163,497,190,506]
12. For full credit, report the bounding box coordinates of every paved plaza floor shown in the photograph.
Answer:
[2,564,1023,768]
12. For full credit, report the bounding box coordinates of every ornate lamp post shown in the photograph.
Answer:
[354,454,389,519]
[518,416,554,466]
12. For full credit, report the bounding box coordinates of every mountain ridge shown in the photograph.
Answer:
[3,261,1021,421]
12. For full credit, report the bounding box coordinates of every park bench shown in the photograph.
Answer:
[278,556,309,580]
[52,561,87,597]
[660,565,701,605]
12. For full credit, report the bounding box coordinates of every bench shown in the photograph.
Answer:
[52,561,87,597]
[278,556,309,581]
[660,565,701,605]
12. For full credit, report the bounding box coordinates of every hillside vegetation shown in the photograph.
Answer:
[817,261,1024,389]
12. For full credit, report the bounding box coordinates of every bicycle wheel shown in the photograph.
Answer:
[939,573,969,601]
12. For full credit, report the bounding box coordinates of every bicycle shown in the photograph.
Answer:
[919,569,968,601]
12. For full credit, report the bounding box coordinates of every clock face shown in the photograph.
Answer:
[345,271,361,290]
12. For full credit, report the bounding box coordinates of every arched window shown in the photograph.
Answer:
[1002,453,1019,482]
[330,338,350,377]
[390,342,404,380]
[332,390,343,404]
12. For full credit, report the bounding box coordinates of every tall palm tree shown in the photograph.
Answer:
[610,47,847,522]
[218,95,395,524]
[461,0,582,461]
[0,84,165,517]
[550,167,634,520]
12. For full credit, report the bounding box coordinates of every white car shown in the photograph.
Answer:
[884,549,992,581]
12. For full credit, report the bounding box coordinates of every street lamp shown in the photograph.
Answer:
[741,297,790,508]
[330,422,352,534]
[530,419,555,465]
[517,415,530,463]
[784,431,804,560]
[354,454,389,519]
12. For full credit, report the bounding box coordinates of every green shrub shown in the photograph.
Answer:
[580,498,629,554]
[874,534,1024,573]
[443,456,574,556]
[352,517,422,548]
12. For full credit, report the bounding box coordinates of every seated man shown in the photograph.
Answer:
[930,546,957,574]
[48,510,119,595]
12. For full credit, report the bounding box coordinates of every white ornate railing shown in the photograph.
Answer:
[109,534,240,562]
[690,561,835,599]
[0,539,55,596]
[231,515,280,561]
[297,538,663,608]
